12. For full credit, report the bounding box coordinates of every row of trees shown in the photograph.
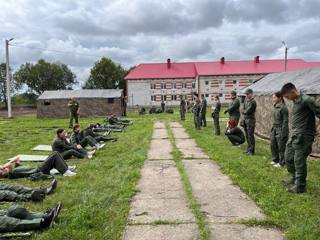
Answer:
[0,57,128,105]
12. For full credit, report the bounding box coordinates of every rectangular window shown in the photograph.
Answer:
[150,83,156,89]
[233,80,237,84]
[205,94,209,98]
[173,82,176,89]
[108,98,115,104]
[44,100,50,106]
[205,81,209,85]
[192,81,196,88]
[151,96,156,101]
[182,82,187,88]
[172,95,177,101]
[161,82,165,89]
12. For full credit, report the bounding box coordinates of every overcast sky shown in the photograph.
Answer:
[0,0,319,87]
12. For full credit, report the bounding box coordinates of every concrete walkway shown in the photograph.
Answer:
[123,121,284,240]
[170,122,284,240]
[123,122,199,240]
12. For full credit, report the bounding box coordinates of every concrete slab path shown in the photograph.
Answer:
[124,122,199,240]
[124,121,284,240]
[170,122,284,240]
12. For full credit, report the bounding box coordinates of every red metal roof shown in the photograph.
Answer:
[125,62,197,80]
[194,59,320,76]
[125,59,320,80]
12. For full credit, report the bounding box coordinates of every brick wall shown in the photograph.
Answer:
[37,98,122,118]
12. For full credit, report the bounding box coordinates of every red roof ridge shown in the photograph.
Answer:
[125,58,320,80]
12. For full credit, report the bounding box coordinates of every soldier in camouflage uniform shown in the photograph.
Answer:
[200,95,207,127]
[0,152,75,179]
[270,91,289,167]
[224,90,241,125]
[0,180,57,202]
[281,83,320,193]
[180,95,186,121]
[68,96,80,128]
[241,89,257,155]
[71,124,102,149]
[225,120,245,146]
[193,96,201,130]
[0,202,61,232]
[52,128,91,160]
[212,96,221,135]
[161,100,165,113]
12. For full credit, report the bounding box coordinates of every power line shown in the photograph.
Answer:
[10,43,105,58]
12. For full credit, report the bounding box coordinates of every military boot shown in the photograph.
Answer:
[287,184,306,194]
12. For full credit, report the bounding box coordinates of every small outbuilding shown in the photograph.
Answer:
[242,67,320,155]
[37,89,124,118]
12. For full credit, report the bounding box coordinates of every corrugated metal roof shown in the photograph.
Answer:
[125,59,320,80]
[241,68,320,95]
[38,89,123,100]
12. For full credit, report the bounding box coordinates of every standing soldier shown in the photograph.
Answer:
[211,95,221,135]
[271,91,289,168]
[161,100,165,113]
[68,96,80,128]
[241,89,257,155]
[180,95,186,121]
[224,90,241,125]
[187,100,191,113]
[281,83,320,193]
[200,95,207,127]
[193,96,201,130]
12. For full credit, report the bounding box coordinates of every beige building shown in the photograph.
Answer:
[125,58,320,106]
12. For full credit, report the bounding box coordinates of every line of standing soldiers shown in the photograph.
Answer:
[184,83,320,194]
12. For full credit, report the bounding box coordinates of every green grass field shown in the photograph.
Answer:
[181,115,320,240]
[0,114,154,239]
[0,111,320,239]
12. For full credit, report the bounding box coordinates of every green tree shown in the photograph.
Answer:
[84,57,127,90]
[0,63,21,106]
[14,59,77,95]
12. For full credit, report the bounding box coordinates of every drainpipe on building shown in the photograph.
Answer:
[197,76,200,97]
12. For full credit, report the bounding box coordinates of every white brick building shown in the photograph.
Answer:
[125,58,320,106]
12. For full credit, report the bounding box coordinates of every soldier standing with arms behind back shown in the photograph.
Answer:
[224,90,240,125]
[212,95,221,135]
[68,96,80,128]
[241,89,257,155]
[180,95,186,121]
[271,91,289,168]
[281,83,320,193]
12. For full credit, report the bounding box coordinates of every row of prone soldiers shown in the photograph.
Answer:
[0,116,132,235]
[183,82,320,194]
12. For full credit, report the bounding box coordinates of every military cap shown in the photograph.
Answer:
[244,88,253,94]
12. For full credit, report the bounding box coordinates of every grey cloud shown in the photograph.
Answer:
[236,35,280,56]
[1,0,320,87]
